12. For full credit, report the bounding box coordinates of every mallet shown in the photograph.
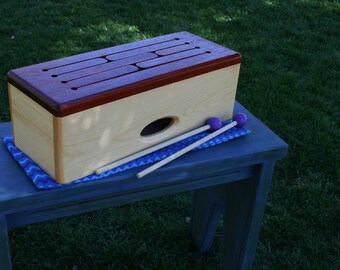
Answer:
[95,117,223,175]
[137,113,247,179]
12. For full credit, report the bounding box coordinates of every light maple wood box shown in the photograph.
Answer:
[7,32,242,184]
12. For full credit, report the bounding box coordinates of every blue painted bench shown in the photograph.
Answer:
[0,102,287,269]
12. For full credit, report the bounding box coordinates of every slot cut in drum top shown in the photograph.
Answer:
[7,31,241,117]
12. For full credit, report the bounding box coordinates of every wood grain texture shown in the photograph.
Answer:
[7,32,241,117]
[0,101,288,212]
[95,123,211,175]
[53,65,240,183]
[57,53,157,82]
[136,121,238,178]
[8,84,55,178]
[0,102,288,269]
[135,48,207,69]
[68,65,138,89]
[105,39,184,61]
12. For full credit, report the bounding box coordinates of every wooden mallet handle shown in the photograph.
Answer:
[95,117,223,175]
[137,113,247,179]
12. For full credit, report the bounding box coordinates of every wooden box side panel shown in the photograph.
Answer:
[8,84,55,178]
[54,64,240,183]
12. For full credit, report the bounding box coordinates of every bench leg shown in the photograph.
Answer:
[189,187,222,253]
[220,162,276,270]
[0,215,12,270]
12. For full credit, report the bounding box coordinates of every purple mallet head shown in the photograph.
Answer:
[207,117,222,131]
[232,113,247,128]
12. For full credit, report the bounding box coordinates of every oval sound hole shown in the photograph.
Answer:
[141,117,175,137]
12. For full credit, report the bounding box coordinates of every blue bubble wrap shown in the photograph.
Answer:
[3,120,250,190]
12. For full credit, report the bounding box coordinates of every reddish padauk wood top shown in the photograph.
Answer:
[7,32,241,117]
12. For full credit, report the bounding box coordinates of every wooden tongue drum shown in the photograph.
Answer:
[7,32,242,184]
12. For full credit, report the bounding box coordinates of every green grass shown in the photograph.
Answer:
[0,0,339,269]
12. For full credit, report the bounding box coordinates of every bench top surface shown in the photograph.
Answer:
[0,102,287,212]
[7,32,241,117]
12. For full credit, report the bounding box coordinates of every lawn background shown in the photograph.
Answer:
[0,0,339,269]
